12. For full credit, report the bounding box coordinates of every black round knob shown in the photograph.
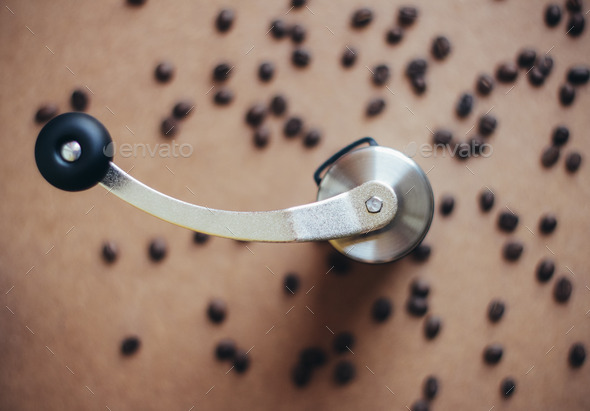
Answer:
[34,112,113,192]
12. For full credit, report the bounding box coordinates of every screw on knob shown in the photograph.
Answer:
[365,196,383,213]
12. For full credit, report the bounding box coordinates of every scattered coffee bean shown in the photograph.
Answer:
[292,363,312,387]
[476,74,495,96]
[351,8,373,28]
[246,104,267,127]
[233,349,250,373]
[424,315,442,339]
[303,129,321,148]
[193,232,210,244]
[500,377,516,398]
[127,0,146,6]
[498,211,519,232]
[334,360,356,385]
[154,61,174,83]
[216,9,234,32]
[552,125,570,146]
[565,151,582,173]
[440,195,455,216]
[270,19,288,38]
[411,278,430,297]
[284,117,303,137]
[213,63,232,81]
[292,48,311,67]
[566,0,583,13]
[333,332,355,354]
[545,4,562,26]
[560,83,576,105]
[536,258,555,282]
[411,76,427,94]
[386,26,404,44]
[538,55,554,77]
[528,67,545,86]
[569,343,586,367]
[172,100,194,119]
[554,276,573,303]
[406,59,428,78]
[341,46,357,67]
[484,343,504,364]
[456,93,474,118]
[503,241,524,261]
[517,48,537,68]
[432,35,451,60]
[284,272,300,295]
[398,6,419,26]
[35,103,58,124]
[412,243,431,261]
[455,141,471,160]
[253,126,270,148]
[488,299,505,322]
[411,399,429,411]
[539,213,557,234]
[423,376,439,400]
[566,13,585,37]
[215,338,236,360]
[292,0,307,8]
[121,336,141,356]
[372,64,391,86]
[366,97,386,117]
[207,298,227,323]
[479,189,495,212]
[161,116,178,137]
[70,89,89,111]
[214,88,233,105]
[541,145,560,167]
[270,94,288,116]
[148,237,167,261]
[478,115,497,136]
[300,347,327,368]
[407,296,428,317]
[329,251,351,274]
[102,241,118,263]
[291,24,306,43]
[372,297,392,322]
[258,62,275,82]
[433,129,453,146]
[567,65,590,85]
[496,62,518,83]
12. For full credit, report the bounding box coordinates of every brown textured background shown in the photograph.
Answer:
[1,0,589,410]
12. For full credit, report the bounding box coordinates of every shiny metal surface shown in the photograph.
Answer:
[317,146,434,263]
[100,163,398,243]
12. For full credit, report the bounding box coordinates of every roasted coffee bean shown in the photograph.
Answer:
[193,232,210,244]
[406,59,428,78]
[366,97,386,116]
[538,56,554,76]
[424,315,441,339]
[207,298,227,323]
[407,296,428,317]
[503,241,524,261]
[412,243,431,261]
[172,100,194,119]
[496,62,518,83]
[567,13,585,37]
[432,35,451,60]
[423,376,439,400]
[127,0,146,6]
[528,67,545,86]
[440,195,455,216]
[541,145,560,167]
[545,4,562,26]
[351,8,373,28]
[500,377,516,398]
[488,299,505,322]
[479,115,497,136]
[554,276,573,303]
[329,252,351,274]
[341,46,357,67]
[386,26,404,44]
[498,211,518,232]
[484,343,504,364]
[284,117,303,137]
[303,129,321,148]
[292,48,311,67]
[284,272,300,295]
[536,259,555,282]
[270,19,288,38]
[35,104,58,123]
[456,93,474,117]
[292,0,307,8]
[258,62,275,82]
[567,66,590,85]
[569,343,586,367]
[559,83,576,106]
[411,278,430,297]
[233,349,250,373]
[565,151,582,173]
[334,360,356,385]
[102,241,118,263]
[216,9,234,32]
[552,126,570,146]
[155,61,174,83]
[411,399,429,411]
[398,6,418,26]
[121,336,141,356]
[253,126,270,148]
[372,297,392,322]
[160,117,178,137]
[246,104,267,127]
[333,332,355,354]
[476,74,495,95]
[455,142,471,160]
[300,347,327,368]
[214,88,233,105]
[270,94,288,116]
[539,214,557,234]
[215,338,236,360]
[292,363,312,387]
[291,24,306,43]
[213,62,232,81]
[566,0,583,12]
[148,237,167,261]
[411,76,427,94]
[70,89,89,111]
[517,48,537,68]
[372,64,391,86]
[479,189,495,212]
[433,129,453,146]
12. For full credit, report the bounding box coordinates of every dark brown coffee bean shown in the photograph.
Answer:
[559,83,576,106]
[539,213,557,234]
[541,145,560,167]
[214,88,233,105]
[127,0,146,6]
[432,36,451,60]
[554,276,573,303]
[411,278,430,297]
[215,338,236,360]
[246,104,267,127]
[341,46,357,67]
[566,0,583,12]
[455,141,471,160]
[517,48,537,68]
[233,349,250,373]
[498,211,518,232]
[292,0,307,8]
[70,89,89,111]
[329,252,351,274]
[479,115,497,136]
[565,151,582,173]
[366,97,386,117]
[398,6,419,26]
[569,343,586,367]
[536,258,555,282]
[372,64,391,86]
[488,299,505,322]
[258,62,275,82]
[423,376,439,400]
[406,59,428,78]
[303,129,321,148]
[193,232,210,244]
[552,125,569,146]
[567,13,585,36]
[148,237,167,261]
[372,297,392,322]
[284,117,303,137]
[334,360,356,385]
[155,61,174,83]
[292,363,312,387]
[456,93,474,118]
[500,377,516,398]
[407,296,428,317]
[160,116,178,137]
[270,94,288,116]
[292,48,311,67]
[476,74,495,95]
[291,24,306,43]
[270,19,288,38]
[284,272,300,295]
[386,26,404,44]
[484,343,504,364]
[433,129,453,146]
[503,241,524,261]
[412,243,431,261]
[496,62,518,83]
[567,66,590,85]
[35,103,58,124]
[172,100,194,119]
[102,241,118,263]
[333,332,355,354]
[213,63,232,81]
[216,9,234,32]
[300,347,327,369]
[424,315,441,339]
[479,189,495,212]
[351,8,373,28]
[528,67,545,86]
[411,76,427,94]
[121,336,141,356]
[253,126,270,148]
[411,399,429,411]
[440,195,455,216]
[545,4,562,26]
[537,55,554,76]
[207,298,227,323]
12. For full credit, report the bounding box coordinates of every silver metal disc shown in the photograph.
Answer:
[317,145,434,263]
